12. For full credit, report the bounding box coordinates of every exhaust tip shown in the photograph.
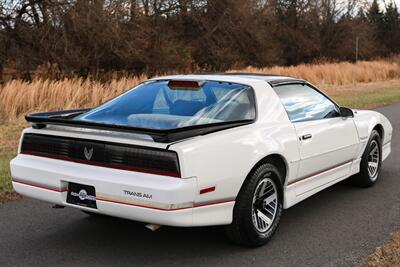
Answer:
[145,224,162,231]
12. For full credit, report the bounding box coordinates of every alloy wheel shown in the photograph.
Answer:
[251,177,278,233]
[367,140,380,179]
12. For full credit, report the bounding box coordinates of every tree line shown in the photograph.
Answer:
[0,0,399,78]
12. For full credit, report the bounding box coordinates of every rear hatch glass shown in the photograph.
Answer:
[74,80,256,130]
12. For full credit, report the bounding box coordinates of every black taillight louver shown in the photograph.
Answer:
[20,133,180,177]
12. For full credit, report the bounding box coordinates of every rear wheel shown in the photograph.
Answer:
[225,163,283,247]
[350,130,382,187]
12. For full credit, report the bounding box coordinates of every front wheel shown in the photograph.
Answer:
[350,130,382,187]
[224,163,283,247]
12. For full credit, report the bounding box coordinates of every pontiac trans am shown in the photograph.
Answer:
[10,73,393,246]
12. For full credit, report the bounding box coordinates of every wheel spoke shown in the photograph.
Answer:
[264,207,274,217]
[368,162,378,168]
[252,178,278,233]
[263,193,277,206]
[257,181,267,198]
[256,209,272,226]
[255,186,274,202]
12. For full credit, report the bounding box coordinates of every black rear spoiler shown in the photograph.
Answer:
[25,110,253,143]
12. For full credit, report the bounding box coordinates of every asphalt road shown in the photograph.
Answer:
[1,103,399,267]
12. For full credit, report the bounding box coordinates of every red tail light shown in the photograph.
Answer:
[168,80,204,90]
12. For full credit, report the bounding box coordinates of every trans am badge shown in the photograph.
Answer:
[123,190,153,199]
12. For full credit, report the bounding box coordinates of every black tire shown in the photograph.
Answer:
[350,130,382,187]
[224,163,283,247]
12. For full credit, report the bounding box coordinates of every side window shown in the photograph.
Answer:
[273,84,340,122]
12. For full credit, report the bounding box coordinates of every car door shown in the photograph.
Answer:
[273,83,359,193]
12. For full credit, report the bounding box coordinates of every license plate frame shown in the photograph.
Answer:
[66,182,97,209]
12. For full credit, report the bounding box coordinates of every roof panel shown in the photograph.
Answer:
[152,73,296,81]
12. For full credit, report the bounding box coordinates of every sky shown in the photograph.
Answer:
[381,0,400,9]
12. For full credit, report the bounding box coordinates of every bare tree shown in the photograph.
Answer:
[0,0,398,78]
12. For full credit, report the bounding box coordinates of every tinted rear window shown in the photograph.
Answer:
[75,80,255,130]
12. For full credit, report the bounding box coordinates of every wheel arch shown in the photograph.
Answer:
[352,110,391,158]
[246,154,288,186]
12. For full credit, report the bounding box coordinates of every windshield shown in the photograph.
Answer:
[74,80,256,130]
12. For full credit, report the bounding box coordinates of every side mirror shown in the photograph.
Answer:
[339,107,354,118]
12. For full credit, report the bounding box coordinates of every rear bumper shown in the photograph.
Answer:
[11,154,234,227]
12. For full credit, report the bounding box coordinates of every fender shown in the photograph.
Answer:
[352,110,393,158]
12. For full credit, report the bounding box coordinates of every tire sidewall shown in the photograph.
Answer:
[235,163,283,246]
[361,130,382,184]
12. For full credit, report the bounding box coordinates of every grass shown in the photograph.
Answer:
[326,80,400,108]
[0,76,146,120]
[0,154,13,192]
[0,122,26,192]
[360,231,400,267]
[1,60,400,120]
[336,89,400,109]
[233,60,400,86]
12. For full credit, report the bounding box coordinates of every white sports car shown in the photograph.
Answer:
[11,73,392,246]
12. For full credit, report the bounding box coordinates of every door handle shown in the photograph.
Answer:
[302,134,312,140]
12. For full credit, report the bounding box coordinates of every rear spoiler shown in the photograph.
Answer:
[25,110,253,143]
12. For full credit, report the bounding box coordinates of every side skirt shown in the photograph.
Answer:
[283,158,361,209]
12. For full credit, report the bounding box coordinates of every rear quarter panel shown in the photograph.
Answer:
[171,123,300,205]
[170,80,301,206]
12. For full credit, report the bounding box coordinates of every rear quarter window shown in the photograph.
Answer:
[273,83,340,122]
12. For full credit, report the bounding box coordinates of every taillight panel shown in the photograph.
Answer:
[20,133,181,177]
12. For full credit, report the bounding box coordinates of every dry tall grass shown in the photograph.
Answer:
[0,75,147,120]
[234,60,400,86]
[1,60,400,120]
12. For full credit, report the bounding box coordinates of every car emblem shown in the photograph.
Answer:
[78,189,88,200]
[84,147,94,160]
